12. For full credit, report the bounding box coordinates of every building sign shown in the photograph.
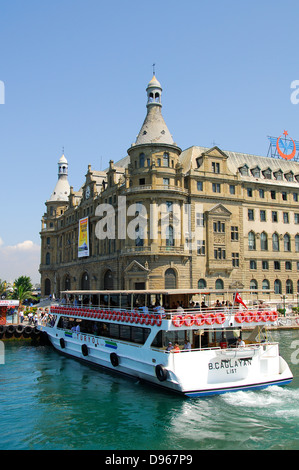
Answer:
[0,300,19,307]
[268,131,299,161]
[78,217,89,258]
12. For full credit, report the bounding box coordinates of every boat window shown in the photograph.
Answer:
[57,317,150,345]
[151,330,186,349]
[119,325,131,341]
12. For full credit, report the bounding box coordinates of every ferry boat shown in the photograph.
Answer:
[37,289,293,397]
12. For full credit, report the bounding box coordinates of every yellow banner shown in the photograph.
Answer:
[78,217,89,258]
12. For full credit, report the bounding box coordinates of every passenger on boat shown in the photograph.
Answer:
[166,342,174,351]
[172,344,181,353]
[183,340,191,351]
[176,301,184,313]
[236,337,245,348]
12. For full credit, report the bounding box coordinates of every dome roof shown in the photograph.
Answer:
[147,75,162,90]
[59,154,68,164]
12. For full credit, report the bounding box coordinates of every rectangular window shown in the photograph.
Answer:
[283,212,289,224]
[197,181,203,191]
[295,213,299,224]
[212,162,220,173]
[259,189,265,198]
[250,260,257,270]
[229,185,235,195]
[272,211,278,222]
[293,193,298,202]
[212,183,221,193]
[213,221,225,232]
[274,261,280,270]
[282,192,287,201]
[232,253,239,267]
[196,213,205,227]
[163,178,169,186]
[285,261,292,271]
[231,226,239,241]
[197,240,205,255]
[214,248,226,259]
[248,209,254,221]
[262,260,269,270]
[247,188,253,197]
[260,210,266,221]
[271,190,276,200]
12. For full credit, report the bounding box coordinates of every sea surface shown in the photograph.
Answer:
[0,330,298,450]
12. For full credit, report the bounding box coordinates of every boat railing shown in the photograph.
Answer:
[152,341,278,354]
[45,305,279,325]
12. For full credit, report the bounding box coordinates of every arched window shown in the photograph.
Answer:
[198,279,206,289]
[215,279,224,290]
[284,234,291,252]
[81,272,90,290]
[104,270,113,290]
[46,252,51,265]
[139,153,145,168]
[250,279,258,292]
[64,276,71,291]
[165,268,177,289]
[274,279,282,294]
[44,278,51,296]
[272,233,280,251]
[286,279,293,294]
[163,152,169,167]
[166,225,174,246]
[262,279,270,290]
[295,234,299,252]
[248,231,256,250]
[260,232,268,251]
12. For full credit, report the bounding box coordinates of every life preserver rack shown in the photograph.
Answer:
[50,306,279,328]
[50,306,162,327]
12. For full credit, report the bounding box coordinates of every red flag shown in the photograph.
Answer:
[234,292,247,309]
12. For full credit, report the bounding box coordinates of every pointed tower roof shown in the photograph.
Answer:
[48,153,70,202]
[134,74,175,146]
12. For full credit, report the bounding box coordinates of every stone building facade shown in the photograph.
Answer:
[40,75,299,301]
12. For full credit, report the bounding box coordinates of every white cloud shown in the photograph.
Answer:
[0,239,40,283]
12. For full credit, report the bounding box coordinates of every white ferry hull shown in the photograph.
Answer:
[40,324,293,398]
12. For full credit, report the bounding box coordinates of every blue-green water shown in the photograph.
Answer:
[0,330,298,450]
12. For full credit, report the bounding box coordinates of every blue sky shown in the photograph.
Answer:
[0,0,299,283]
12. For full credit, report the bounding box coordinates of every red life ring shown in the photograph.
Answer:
[245,311,255,323]
[145,314,151,326]
[235,312,246,323]
[262,311,270,322]
[255,311,263,322]
[155,315,162,327]
[139,313,146,325]
[172,315,184,327]
[195,314,205,326]
[184,315,195,327]
[125,311,131,323]
[215,312,226,325]
[205,313,215,325]
[130,313,135,324]
[134,313,141,324]
[269,310,278,322]
[150,315,156,326]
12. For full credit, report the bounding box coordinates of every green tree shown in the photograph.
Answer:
[0,279,8,297]
[9,276,37,318]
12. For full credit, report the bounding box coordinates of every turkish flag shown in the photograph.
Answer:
[234,292,247,309]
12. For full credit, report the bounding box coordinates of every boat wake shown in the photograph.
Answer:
[221,385,299,419]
